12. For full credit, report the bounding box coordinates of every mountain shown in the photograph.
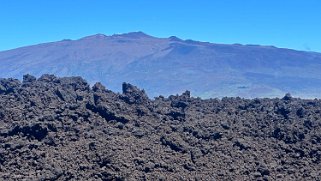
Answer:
[0,32,321,98]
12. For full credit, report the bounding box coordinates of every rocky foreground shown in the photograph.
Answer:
[0,74,320,180]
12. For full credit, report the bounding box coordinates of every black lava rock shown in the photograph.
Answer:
[0,74,320,180]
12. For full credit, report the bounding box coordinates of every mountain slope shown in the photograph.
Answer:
[0,32,321,98]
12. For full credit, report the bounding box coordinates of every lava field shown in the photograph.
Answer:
[0,74,321,180]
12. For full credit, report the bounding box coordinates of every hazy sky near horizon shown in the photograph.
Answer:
[0,0,320,52]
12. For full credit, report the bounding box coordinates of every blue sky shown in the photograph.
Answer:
[0,0,320,52]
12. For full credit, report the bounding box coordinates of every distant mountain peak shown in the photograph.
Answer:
[113,31,153,39]
[94,33,108,37]
[169,36,182,42]
[80,33,108,40]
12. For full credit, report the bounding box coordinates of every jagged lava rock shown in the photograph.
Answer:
[0,74,320,180]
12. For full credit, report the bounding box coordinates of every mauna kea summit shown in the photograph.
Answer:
[0,32,321,98]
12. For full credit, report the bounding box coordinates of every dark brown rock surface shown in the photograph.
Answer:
[0,75,321,180]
